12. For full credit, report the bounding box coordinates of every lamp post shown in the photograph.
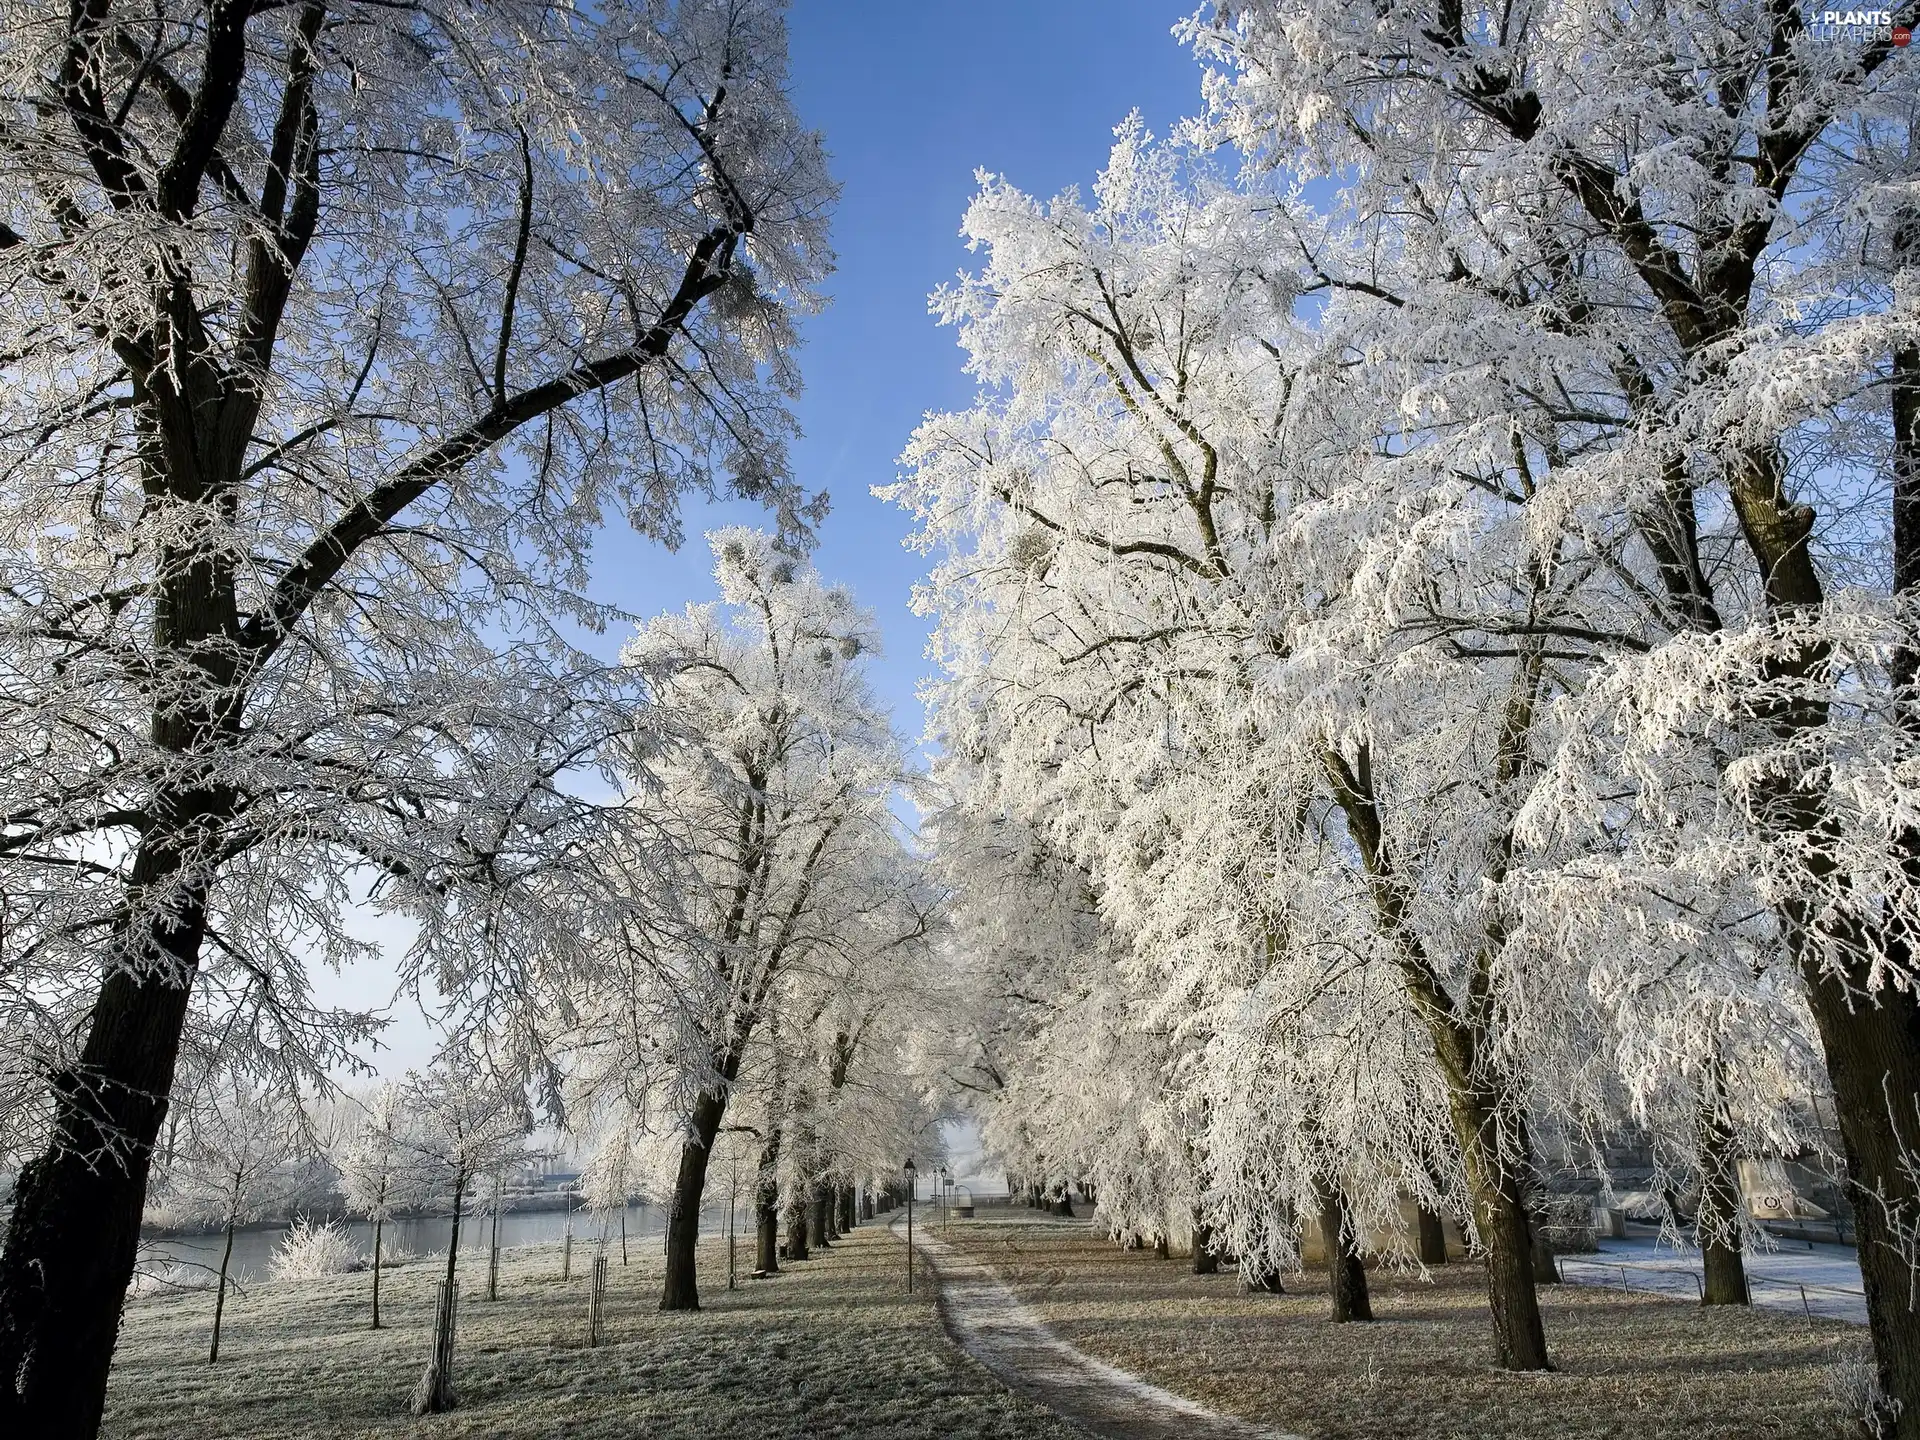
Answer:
[938,1164,950,1230]
[903,1156,917,1293]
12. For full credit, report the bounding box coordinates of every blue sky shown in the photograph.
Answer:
[321,2,1208,1076]
[582,0,1206,745]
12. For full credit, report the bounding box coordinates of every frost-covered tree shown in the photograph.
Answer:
[0,0,830,1427]
[400,1060,526,1416]
[331,1082,424,1330]
[1184,0,1920,1415]
[892,123,1579,1361]
[403,1059,529,1298]
[148,1076,304,1364]
[584,530,920,1311]
[896,60,1914,1379]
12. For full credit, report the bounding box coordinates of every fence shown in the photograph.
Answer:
[1559,1256,1864,1319]
[433,1279,458,1372]
[587,1254,608,1347]
[411,1277,459,1415]
[1559,1256,1703,1301]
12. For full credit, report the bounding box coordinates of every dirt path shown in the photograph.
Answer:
[899,1216,1298,1440]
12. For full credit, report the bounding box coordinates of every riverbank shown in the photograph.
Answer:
[935,1217,1862,1440]
[137,1198,696,1287]
[104,1224,1076,1439]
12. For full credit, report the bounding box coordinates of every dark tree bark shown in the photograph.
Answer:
[371,1209,385,1329]
[1316,1180,1373,1324]
[808,1186,831,1249]
[413,1168,467,1417]
[1695,1063,1750,1307]
[755,1132,782,1275]
[661,1089,726,1311]
[1322,744,1551,1369]
[1191,1207,1219,1275]
[0,885,210,1434]
[1416,1204,1448,1266]
[784,1196,809,1262]
[1152,1235,1169,1259]
[443,1171,467,1299]
[1469,1154,1547,1363]
[1244,1265,1287,1294]
[1529,1211,1561,1285]
[208,1214,237,1365]
[1798,973,1920,1425]
[1852,187,1920,1433]
[487,1177,503,1300]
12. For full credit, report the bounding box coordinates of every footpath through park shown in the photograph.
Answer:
[896,1210,1298,1440]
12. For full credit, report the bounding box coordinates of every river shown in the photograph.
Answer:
[140,1199,748,1287]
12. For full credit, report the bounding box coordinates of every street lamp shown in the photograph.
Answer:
[903,1156,917,1293]
[938,1164,950,1229]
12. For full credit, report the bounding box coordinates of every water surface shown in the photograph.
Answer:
[141,1199,749,1287]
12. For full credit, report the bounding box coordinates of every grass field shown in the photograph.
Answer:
[102,1211,1872,1438]
[103,1223,1075,1440]
[939,1218,1863,1440]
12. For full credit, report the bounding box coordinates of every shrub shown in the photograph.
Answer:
[129,1258,218,1296]
[1829,1349,1901,1439]
[269,1219,365,1280]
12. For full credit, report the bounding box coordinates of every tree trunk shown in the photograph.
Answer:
[1853,197,1920,1434]
[809,1186,831,1249]
[1322,746,1551,1370]
[1700,1222,1749,1308]
[1530,1220,1561,1284]
[784,1195,809,1262]
[444,1170,466,1298]
[861,1189,874,1221]
[1316,1180,1372,1324]
[372,1213,385,1329]
[0,396,255,1428]
[208,1217,237,1364]
[1798,972,1920,1430]
[661,1090,725,1311]
[1695,1065,1750,1307]
[755,1135,781,1274]
[1891,191,1920,698]
[1461,1135,1550,1369]
[1245,1264,1287,1294]
[1152,1235,1169,1259]
[0,877,209,1435]
[1430,1044,1551,1363]
[1416,1204,1448,1266]
[419,1179,464,1419]
[1191,1207,1219,1275]
[487,1177,502,1301]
